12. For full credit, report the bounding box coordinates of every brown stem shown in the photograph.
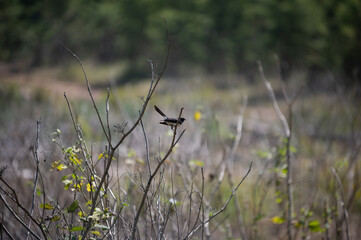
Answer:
[130,109,185,240]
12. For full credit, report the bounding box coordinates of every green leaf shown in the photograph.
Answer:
[70,226,84,232]
[36,189,42,196]
[60,175,68,181]
[256,150,272,159]
[308,220,324,232]
[290,145,297,153]
[127,149,136,158]
[254,213,264,222]
[67,201,79,213]
[278,146,286,156]
[40,203,54,210]
[51,215,61,221]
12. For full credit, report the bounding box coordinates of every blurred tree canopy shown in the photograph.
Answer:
[1,0,360,83]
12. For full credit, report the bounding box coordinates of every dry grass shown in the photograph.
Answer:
[1,66,360,239]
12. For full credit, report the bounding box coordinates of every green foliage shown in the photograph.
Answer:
[1,0,360,82]
[40,203,54,210]
[46,130,118,238]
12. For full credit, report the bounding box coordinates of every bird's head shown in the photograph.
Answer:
[179,118,186,124]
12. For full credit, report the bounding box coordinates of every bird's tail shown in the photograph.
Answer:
[154,105,167,118]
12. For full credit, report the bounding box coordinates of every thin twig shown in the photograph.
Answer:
[106,88,112,142]
[184,162,252,240]
[323,200,331,240]
[38,170,47,231]
[0,182,47,238]
[187,183,194,234]
[27,119,41,240]
[226,96,248,239]
[0,222,15,240]
[0,194,42,240]
[59,41,111,144]
[332,168,350,240]
[140,119,151,175]
[201,168,205,240]
[257,61,290,137]
[130,108,185,240]
[258,60,294,240]
[81,18,171,239]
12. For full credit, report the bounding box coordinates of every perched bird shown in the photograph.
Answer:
[154,105,185,129]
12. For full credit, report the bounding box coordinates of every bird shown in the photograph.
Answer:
[154,105,186,129]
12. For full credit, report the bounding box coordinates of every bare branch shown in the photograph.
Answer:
[184,162,252,240]
[0,194,42,240]
[59,41,111,144]
[81,23,172,238]
[258,60,294,240]
[106,88,112,142]
[130,107,185,240]
[257,60,290,137]
[27,119,41,240]
[332,168,350,240]
[0,222,15,240]
[140,118,151,176]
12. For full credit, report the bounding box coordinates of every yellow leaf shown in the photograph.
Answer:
[70,156,82,165]
[136,158,145,165]
[40,203,54,210]
[86,182,95,192]
[189,159,204,167]
[294,220,302,228]
[73,182,83,191]
[91,231,101,236]
[272,216,285,224]
[308,220,323,232]
[57,164,67,171]
[194,110,202,121]
[51,161,59,169]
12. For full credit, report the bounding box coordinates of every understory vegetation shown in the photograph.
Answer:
[2,0,361,238]
[1,37,360,239]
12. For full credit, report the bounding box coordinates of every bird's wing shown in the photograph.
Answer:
[154,105,167,118]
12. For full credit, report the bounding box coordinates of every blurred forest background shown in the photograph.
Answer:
[1,0,361,85]
[1,0,361,239]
